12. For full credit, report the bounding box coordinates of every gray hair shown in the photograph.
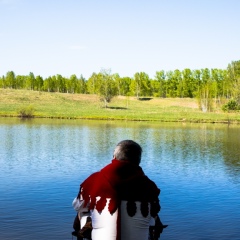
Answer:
[113,140,142,165]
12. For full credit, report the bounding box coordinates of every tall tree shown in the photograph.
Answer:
[35,75,44,91]
[140,72,151,96]
[221,69,230,99]
[171,69,182,98]
[119,77,132,96]
[210,68,226,104]
[56,74,66,93]
[77,75,86,94]
[87,72,101,94]
[0,76,4,88]
[182,68,194,98]
[132,72,151,98]
[16,75,26,89]
[198,68,213,112]
[68,74,78,93]
[150,79,160,97]
[25,72,36,90]
[43,76,55,92]
[227,60,240,102]
[192,69,201,97]
[98,69,117,108]
[113,73,121,95]
[155,70,166,98]
[133,72,141,98]
[5,71,16,88]
[165,70,179,97]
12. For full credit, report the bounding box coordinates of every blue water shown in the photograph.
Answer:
[0,118,240,240]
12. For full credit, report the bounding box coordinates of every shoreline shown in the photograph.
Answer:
[0,115,238,125]
[0,89,239,125]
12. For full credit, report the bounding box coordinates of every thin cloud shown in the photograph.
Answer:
[0,0,21,4]
[68,45,87,50]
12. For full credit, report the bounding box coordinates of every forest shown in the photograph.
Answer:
[1,60,240,112]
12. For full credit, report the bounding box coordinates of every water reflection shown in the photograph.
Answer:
[0,118,240,240]
[1,118,240,184]
[221,126,240,181]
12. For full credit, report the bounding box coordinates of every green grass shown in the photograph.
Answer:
[0,89,240,123]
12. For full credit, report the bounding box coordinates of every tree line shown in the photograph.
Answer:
[1,60,240,110]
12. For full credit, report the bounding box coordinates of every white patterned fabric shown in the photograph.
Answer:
[73,198,152,240]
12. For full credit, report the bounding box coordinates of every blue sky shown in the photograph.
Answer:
[1,0,240,79]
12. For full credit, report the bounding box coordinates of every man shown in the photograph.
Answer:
[73,140,165,240]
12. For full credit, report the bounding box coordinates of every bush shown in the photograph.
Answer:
[18,105,35,118]
[222,99,240,112]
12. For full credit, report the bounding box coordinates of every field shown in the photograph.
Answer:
[0,89,240,123]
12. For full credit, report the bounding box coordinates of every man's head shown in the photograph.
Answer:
[113,140,142,165]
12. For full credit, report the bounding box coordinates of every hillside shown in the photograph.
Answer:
[0,89,239,123]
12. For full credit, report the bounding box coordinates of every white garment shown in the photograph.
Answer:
[91,199,118,240]
[72,197,91,240]
[73,197,151,240]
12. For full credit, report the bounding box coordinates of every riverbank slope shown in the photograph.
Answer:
[0,89,239,123]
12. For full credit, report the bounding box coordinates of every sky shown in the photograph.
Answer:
[0,0,240,79]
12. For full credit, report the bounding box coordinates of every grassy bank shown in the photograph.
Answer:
[0,89,240,123]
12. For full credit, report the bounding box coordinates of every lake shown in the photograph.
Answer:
[0,118,240,240]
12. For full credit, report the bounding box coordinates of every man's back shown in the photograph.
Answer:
[90,200,151,240]
[73,140,162,240]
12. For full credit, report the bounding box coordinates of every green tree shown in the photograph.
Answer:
[55,74,66,93]
[133,72,141,98]
[0,76,4,88]
[15,75,26,89]
[140,72,151,96]
[155,70,166,97]
[165,70,179,97]
[113,73,122,95]
[87,72,101,94]
[66,74,78,93]
[51,75,58,92]
[132,72,151,98]
[43,76,55,92]
[210,68,226,105]
[120,77,132,96]
[198,68,214,112]
[76,75,86,94]
[150,79,160,97]
[25,72,36,90]
[5,71,16,88]
[171,69,182,98]
[35,75,44,91]
[227,60,240,102]
[221,69,230,99]
[192,69,201,97]
[98,69,117,107]
[181,68,195,98]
